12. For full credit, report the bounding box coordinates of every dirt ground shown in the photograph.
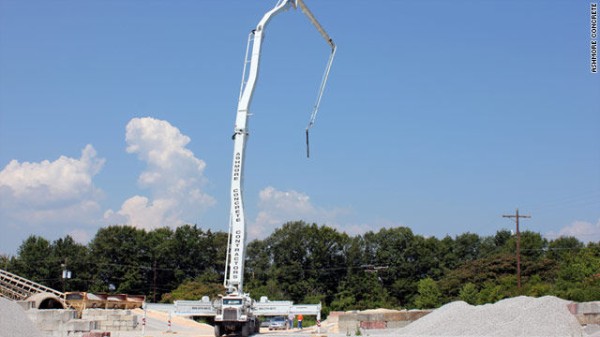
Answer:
[113,310,340,337]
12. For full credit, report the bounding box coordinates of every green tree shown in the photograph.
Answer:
[251,221,350,305]
[459,282,478,305]
[145,227,175,302]
[6,221,590,309]
[410,236,444,280]
[438,235,458,270]
[162,270,223,302]
[453,233,483,263]
[88,225,149,293]
[164,225,212,284]
[49,235,90,291]
[438,253,515,299]
[331,272,391,311]
[11,236,53,285]
[244,239,272,291]
[503,231,547,260]
[494,229,512,249]
[247,279,286,302]
[0,254,9,270]
[476,281,504,304]
[523,274,554,297]
[555,245,600,301]
[365,227,416,305]
[390,278,417,307]
[266,221,316,302]
[479,229,512,258]
[547,236,583,261]
[414,277,441,309]
[302,224,350,303]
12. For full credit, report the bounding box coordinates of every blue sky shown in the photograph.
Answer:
[1,0,598,255]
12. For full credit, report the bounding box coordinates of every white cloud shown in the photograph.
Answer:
[105,195,177,229]
[547,219,600,243]
[68,229,92,245]
[105,117,215,230]
[249,186,347,239]
[337,223,387,237]
[0,144,105,229]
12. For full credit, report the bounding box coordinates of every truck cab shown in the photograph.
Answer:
[214,294,259,337]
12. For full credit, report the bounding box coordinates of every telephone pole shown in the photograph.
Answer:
[503,209,531,290]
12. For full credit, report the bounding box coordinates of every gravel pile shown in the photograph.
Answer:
[0,297,44,337]
[397,296,586,337]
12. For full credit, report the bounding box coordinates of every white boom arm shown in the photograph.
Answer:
[224,0,336,294]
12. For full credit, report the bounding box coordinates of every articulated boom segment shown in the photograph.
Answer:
[217,1,336,336]
[224,0,293,296]
[224,0,336,296]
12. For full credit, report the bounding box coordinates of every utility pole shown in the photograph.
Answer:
[503,209,531,290]
[61,258,71,292]
[153,260,157,303]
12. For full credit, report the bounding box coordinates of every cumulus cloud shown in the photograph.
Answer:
[104,117,215,230]
[68,229,92,245]
[547,219,600,243]
[0,144,105,228]
[249,186,346,239]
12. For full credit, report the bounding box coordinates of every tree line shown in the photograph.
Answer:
[1,221,599,313]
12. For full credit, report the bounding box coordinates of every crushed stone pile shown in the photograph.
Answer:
[0,297,44,337]
[398,296,585,337]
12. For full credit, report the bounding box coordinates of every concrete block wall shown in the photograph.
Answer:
[321,311,341,333]
[24,308,138,337]
[567,301,600,325]
[25,308,92,337]
[82,309,138,331]
[16,300,36,310]
[335,309,432,333]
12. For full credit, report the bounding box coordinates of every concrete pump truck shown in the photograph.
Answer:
[212,1,336,336]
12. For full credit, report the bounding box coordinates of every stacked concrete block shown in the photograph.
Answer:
[25,308,88,337]
[23,308,137,337]
[324,312,341,333]
[16,300,36,310]
[62,319,100,336]
[82,309,138,331]
[567,301,600,325]
[336,309,432,333]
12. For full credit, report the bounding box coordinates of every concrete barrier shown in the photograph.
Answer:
[23,307,138,337]
[82,309,138,331]
[568,301,600,325]
[334,309,432,333]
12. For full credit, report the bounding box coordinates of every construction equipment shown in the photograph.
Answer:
[214,1,335,336]
[1,269,145,314]
[0,268,65,303]
[64,292,145,316]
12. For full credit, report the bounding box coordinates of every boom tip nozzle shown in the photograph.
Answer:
[305,128,310,158]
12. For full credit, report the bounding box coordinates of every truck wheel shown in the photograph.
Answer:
[214,324,221,337]
[241,323,250,337]
[254,320,260,333]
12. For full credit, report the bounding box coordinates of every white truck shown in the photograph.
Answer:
[213,1,335,336]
